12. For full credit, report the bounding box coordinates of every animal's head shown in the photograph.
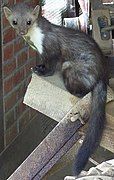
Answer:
[3,3,40,36]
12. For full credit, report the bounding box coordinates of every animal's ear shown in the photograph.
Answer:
[32,5,40,17]
[3,7,12,19]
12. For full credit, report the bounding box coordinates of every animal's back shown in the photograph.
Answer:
[51,23,104,64]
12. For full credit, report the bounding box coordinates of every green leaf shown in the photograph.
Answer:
[39,0,46,6]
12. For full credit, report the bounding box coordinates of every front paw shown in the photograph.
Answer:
[31,64,46,76]
[31,65,54,76]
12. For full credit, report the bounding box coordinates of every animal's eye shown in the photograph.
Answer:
[27,21,31,25]
[12,20,18,25]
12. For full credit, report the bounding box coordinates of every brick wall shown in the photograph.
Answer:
[1,0,39,148]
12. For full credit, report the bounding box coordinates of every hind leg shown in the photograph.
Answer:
[62,61,94,97]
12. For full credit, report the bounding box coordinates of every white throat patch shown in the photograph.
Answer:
[25,23,44,54]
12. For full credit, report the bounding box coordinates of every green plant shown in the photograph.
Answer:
[39,0,45,6]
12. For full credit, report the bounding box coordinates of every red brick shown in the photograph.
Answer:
[4,76,13,94]
[14,39,25,53]
[5,109,15,130]
[28,1,38,6]
[13,68,25,87]
[16,83,27,100]
[3,60,16,76]
[3,16,10,29]
[8,0,15,5]
[3,44,14,61]
[29,48,37,58]
[5,123,18,147]
[15,100,26,118]
[2,0,40,147]
[33,0,38,5]
[3,60,16,77]
[19,110,30,132]
[25,59,36,77]
[3,28,15,44]
[3,68,25,94]
[4,91,17,112]
[17,51,28,67]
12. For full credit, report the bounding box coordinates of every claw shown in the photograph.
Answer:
[70,112,85,124]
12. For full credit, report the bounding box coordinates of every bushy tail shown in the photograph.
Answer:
[74,80,107,175]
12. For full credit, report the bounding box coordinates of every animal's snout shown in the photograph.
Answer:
[20,31,27,36]
[20,31,25,35]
